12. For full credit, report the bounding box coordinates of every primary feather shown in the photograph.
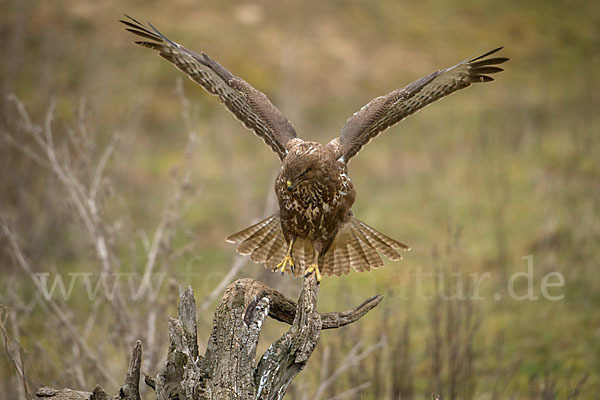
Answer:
[338,47,509,162]
[120,15,296,160]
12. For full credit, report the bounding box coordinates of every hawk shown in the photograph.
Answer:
[121,16,508,282]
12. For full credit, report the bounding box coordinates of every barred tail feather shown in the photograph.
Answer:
[226,213,280,244]
[321,217,409,276]
[352,218,409,259]
[227,214,409,277]
[292,238,314,275]
[226,213,290,274]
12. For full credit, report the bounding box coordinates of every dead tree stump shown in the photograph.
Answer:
[36,275,382,400]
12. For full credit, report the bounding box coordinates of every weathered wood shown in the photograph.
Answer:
[253,274,321,399]
[269,292,383,330]
[120,340,142,400]
[36,276,382,400]
[36,341,143,400]
[36,387,93,400]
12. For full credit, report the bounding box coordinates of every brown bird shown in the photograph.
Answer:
[121,16,508,282]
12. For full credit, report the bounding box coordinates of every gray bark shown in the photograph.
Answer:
[36,276,382,400]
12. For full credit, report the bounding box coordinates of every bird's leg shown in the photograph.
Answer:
[275,238,296,275]
[304,250,322,284]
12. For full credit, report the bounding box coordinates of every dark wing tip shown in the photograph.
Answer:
[147,21,162,35]
[490,57,510,64]
[470,57,510,69]
[125,28,158,42]
[120,14,146,29]
[120,15,163,44]
[121,14,138,24]
[468,48,508,83]
[473,66,504,74]
[469,46,504,63]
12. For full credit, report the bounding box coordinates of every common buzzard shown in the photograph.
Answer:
[121,16,508,281]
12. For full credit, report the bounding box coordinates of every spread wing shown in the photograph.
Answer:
[120,15,297,161]
[337,47,509,162]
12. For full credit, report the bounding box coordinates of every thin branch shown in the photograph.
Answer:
[0,305,33,400]
[324,382,371,400]
[197,255,246,313]
[321,295,383,329]
[2,133,50,168]
[7,96,114,274]
[1,220,119,388]
[267,291,383,330]
[138,126,197,298]
[313,335,386,400]
[90,132,117,201]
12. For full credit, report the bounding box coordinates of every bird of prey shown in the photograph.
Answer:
[121,15,508,282]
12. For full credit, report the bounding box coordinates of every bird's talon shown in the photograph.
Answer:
[275,255,294,275]
[304,264,322,283]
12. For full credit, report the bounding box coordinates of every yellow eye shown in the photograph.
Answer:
[286,180,293,188]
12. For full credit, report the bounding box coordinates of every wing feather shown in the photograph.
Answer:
[338,47,508,162]
[120,15,296,160]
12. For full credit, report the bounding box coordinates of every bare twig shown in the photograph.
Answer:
[7,95,113,274]
[324,382,371,400]
[265,290,383,330]
[313,335,386,400]
[3,132,51,168]
[197,255,247,312]
[1,219,119,388]
[0,305,33,400]
[137,83,198,298]
[90,132,117,201]
[567,373,589,400]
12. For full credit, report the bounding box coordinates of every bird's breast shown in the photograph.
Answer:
[275,167,355,241]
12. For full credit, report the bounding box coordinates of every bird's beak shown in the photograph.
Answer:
[286,180,294,191]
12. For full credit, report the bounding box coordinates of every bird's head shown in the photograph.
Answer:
[282,140,332,191]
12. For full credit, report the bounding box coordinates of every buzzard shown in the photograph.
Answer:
[121,16,508,282]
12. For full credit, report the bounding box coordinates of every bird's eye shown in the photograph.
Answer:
[286,180,293,189]
[298,168,309,178]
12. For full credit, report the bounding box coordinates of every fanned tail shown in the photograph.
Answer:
[226,213,292,274]
[227,214,409,277]
[321,217,409,276]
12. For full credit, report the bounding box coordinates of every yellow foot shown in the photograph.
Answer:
[304,263,322,284]
[274,255,294,275]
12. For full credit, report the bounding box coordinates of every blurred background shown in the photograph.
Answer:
[1,0,598,398]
